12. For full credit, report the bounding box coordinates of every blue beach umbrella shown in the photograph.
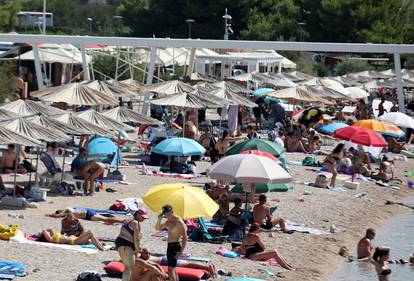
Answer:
[320,122,349,134]
[253,88,274,97]
[264,96,288,104]
[153,137,206,156]
[87,137,121,166]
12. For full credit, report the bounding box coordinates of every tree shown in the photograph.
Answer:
[0,62,17,102]
[240,0,307,41]
[333,60,372,76]
[0,0,21,32]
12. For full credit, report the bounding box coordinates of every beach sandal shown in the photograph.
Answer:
[105,188,117,193]
[217,270,232,276]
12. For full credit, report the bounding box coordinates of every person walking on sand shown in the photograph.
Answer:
[357,228,376,259]
[115,208,149,281]
[253,194,287,232]
[156,205,188,281]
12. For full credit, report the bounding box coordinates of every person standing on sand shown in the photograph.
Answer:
[253,194,287,232]
[357,228,376,259]
[156,205,188,281]
[115,208,149,281]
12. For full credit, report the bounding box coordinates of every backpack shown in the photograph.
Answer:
[302,156,317,166]
[109,202,126,211]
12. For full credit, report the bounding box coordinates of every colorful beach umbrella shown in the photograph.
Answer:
[320,122,349,134]
[353,119,404,137]
[232,183,294,193]
[240,150,280,163]
[225,138,285,157]
[253,88,274,97]
[143,183,219,219]
[153,137,206,156]
[379,112,414,129]
[334,126,386,147]
[381,124,405,138]
[207,154,292,184]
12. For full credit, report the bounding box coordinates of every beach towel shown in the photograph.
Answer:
[8,231,106,254]
[0,261,26,278]
[116,198,142,212]
[274,220,329,235]
[216,247,239,258]
[75,208,129,215]
[150,172,199,180]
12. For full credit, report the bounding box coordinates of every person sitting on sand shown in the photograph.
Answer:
[387,137,406,153]
[222,198,244,236]
[212,193,230,225]
[286,132,308,153]
[71,147,105,196]
[129,248,168,281]
[60,208,85,236]
[135,248,217,279]
[357,228,376,259]
[40,228,105,250]
[233,223,294,270]
[322,143,345,187]
[371,156,402,183]
[0,144,27,174]
[205,183,229,201]
[0,176,5,191]
[349,147,373,176]
[46,208,126,224]
[253,194,287,232]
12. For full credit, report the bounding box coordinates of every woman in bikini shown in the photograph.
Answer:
[233,223,294,270]
[370,247,392,281]
[322,143,345,187]
[40,228,105,250]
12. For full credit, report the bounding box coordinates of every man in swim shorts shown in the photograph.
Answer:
[46,208,126,224]
[156,205,188,281]
[357,228,376,259]
[253,194,287,232]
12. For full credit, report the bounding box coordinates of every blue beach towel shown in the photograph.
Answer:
[75,208,129,215]
[0,261,26,277]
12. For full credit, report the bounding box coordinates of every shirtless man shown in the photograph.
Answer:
[156,205,188,281]
[0,144,26,174]
[357,228,376,259]
[130,249,167,281]
[46,208,126,224]
[253,194,287,232]
[138,248,217,278]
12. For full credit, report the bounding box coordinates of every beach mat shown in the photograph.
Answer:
[75,207,129,215]
[150,172,199,179]
[274,220,329,235]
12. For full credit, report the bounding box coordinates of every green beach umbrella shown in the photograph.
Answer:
[232,183,294,193]
[225,138,285,157]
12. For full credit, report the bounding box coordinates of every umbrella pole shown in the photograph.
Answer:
[27,158,32,188]
[13,145,21,197]
[183,110,186,137]
[116,131,121,171]
[34,147,40,186]
[242,191,248,239]
[61,147,66,182]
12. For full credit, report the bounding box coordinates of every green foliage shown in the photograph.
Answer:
[404,57,414,69]
[333,60,372,76]
[279,51,316,75]
[240,0,307,41]
[20,0,119,35]
[92,52,133,80]
[0,0,21,32]
[0,62,17,103]
[313,63,330,77]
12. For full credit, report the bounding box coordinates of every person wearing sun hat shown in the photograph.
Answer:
[156,204,188,281]
[115,208,148,281]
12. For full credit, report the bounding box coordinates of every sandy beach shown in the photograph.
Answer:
[0,150,413,281]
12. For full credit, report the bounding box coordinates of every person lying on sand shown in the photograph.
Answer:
[357,228,376,259]
[138,248,217,278]
[253,194,287,232]
[233,223,294,270]
[40,228,105,251]
[46,208,127,224]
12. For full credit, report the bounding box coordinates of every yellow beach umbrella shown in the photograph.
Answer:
[143,183,219,219]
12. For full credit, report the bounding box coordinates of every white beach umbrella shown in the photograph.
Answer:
[0,108,16,120]
[344,87,370,99]
[145,80,195,96]
[0,99,65,116]
[102,106,162,125]
[55,113,113,136]
[207,154,292,184]
[76,110,135,132]
[378,112,414,129]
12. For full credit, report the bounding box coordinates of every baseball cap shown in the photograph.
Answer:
[162,204,173,215]
[134,208,149,219]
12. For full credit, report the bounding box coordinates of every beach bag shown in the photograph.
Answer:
[302,156,317,166]
[314,174,329,188]
[104,261,124,277]
[76,272,102,281]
